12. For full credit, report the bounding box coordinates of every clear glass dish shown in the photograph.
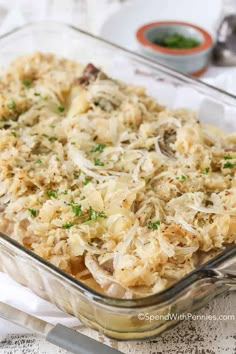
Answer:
[0,22,235,341]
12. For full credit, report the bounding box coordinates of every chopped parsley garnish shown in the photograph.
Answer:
[203,167,209,175]
[35,159,42,164]
[90,143,106,153]
[42,134,57,142]
[43,95,50,101]
[34,92,41,96]
[7,100,16,110]
[50,124,56,128]
[46,190,58,199]
[176,175,187,181]
[48,136,58,142]
[94,158,104,166]
[28,208,37,217]
[62,221,77,229]
[11,131,17,137]
[147,220,160,230]
[22,78,32,88]
[82,177,91,185]
[85,207,106,221]
[62,190,68,195]
[70,203,83,217]
[57,105,65,113]
[74,171,81,179]
[153,33,200,49]
[223,161,236,169]
[224,155,234,160]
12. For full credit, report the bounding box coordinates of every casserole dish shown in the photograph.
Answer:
[0,22,235,341]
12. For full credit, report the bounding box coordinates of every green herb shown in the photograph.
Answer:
[62,221,77,229]
[62,190,68,195]
[11,131,17,137]
[35,159,42,164]
[224,155,234,160]
[28,208,37,217]
[43,95,50,101]
[203,167,209,175]
[34,92,41,96]
[82,177,91,185]
[48,136,57,142]
[94,158,104,166]
[176,175,187,181]
[153,33,200,49]
[71,142,76,145]
[42,134,58,142]
[74,171,81,179]
[70,203,83,217]
[147,220,160,230]
[223,161,236,169]
[7,100,16,110]
[90,143,106,153]
[85,206,106,221]
[22,78,32,88]
[57,105,65,113]
[50,124,56,128]
[46,190,58,199]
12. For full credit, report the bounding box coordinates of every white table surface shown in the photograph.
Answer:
[0,293,235,353]
[0,0,235,353]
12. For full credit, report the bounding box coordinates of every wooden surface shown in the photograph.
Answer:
[0,0,236,353]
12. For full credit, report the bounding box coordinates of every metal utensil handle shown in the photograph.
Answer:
[47,324,122,354]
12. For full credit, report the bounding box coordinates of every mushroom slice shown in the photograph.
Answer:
[159,129,177,158]
[77,63,101,85]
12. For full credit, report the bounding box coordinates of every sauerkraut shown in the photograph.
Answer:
[0,52,235,298]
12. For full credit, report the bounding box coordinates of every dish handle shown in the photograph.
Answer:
[205,245,236,290]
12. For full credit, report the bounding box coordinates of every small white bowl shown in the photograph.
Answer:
[136,21,213,77]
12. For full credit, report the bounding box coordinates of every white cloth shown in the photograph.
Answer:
[0,273,82,341]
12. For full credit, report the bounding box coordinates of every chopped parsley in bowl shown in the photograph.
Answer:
[152,32,200,49]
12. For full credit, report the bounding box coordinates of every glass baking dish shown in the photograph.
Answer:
[0,22,235,341]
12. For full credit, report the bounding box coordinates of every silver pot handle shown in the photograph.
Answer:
[206,245,236,291]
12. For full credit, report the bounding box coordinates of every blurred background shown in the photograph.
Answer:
[0,0,232,36]
[0,0,236,80]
